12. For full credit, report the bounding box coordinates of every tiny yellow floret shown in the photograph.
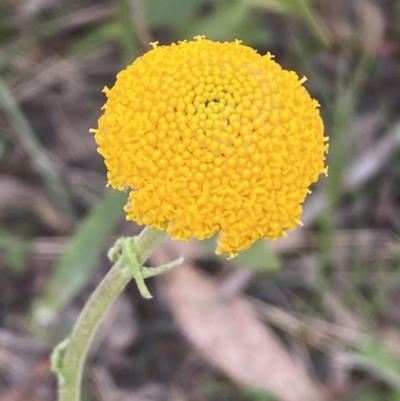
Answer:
[93,37,328,256]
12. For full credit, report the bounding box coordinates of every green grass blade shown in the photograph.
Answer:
[352,339,400,392]
[319,53,375,268]
[116,0,139,64]
[144,0,204,27]
[33,190,127,324]
[243,0,330,45]
[178,1,268,44]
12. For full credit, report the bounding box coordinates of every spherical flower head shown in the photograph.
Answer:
[93,36,328,257]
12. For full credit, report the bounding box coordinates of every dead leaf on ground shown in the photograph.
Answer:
[154,239,327,401]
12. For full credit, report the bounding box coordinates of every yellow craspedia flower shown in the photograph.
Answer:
[93,36,328,256]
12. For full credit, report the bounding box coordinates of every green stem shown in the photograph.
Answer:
[57,227,166,401]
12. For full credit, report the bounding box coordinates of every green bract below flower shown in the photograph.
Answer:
[92,36,328,257]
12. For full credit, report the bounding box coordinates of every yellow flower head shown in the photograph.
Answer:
[93,36,328,256]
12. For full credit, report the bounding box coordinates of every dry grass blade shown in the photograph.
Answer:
[130,0,154,50]
[0,176,69,233]
[358,0,386,54]
[0,78,74,221]
[0,330,46,355]
[271,228,394,260]
[251,299,369,351]
[155,240,326,401]
[301,120,400,228]
[16,2,113,33]
[14,58,83,103]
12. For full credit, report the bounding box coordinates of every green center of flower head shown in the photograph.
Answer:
[93,36,328,257]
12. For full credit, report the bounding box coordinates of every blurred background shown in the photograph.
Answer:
[1,0,400,400]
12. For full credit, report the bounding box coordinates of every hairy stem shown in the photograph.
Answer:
[57,227,166,401]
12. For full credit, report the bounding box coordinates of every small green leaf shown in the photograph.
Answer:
[230,240,280,272]
[202,237,280,273]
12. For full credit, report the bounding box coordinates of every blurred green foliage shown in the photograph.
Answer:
[1,0,400,399]
[0,230,31,274]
